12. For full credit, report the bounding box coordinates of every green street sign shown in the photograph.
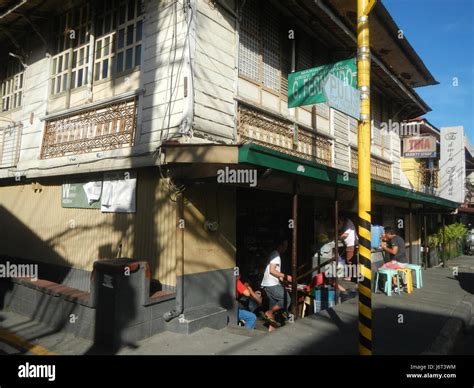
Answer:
[62,181,102,209]
[288,58,359,119]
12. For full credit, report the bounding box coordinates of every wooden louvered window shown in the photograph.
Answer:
[1,60,23,112]
[238,1,289,98]
[51,4,91,95]
[296,35,312,71]
[95,0,143,81]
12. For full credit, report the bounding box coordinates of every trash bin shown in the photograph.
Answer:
[92,258,149,348]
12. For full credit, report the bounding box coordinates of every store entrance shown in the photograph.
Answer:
[235,187,315,291]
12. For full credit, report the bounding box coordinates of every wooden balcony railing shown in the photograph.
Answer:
[237,104,332,166]
[351,148,392,184]
[41,98,137,159]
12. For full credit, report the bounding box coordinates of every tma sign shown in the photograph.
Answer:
[402,136,437,158]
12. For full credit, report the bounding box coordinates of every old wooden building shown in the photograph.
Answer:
[0,0,459,341]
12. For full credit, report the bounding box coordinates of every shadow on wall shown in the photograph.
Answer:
[180,182,236,312]
[0,203,71,296]
[0,203,78,347]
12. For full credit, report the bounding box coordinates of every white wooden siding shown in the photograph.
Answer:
[193,0,236,141]
[333,109,350,171]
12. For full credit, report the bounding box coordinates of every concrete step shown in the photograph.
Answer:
[166,305,229,335]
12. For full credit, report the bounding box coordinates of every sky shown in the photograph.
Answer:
[383,0,474,142]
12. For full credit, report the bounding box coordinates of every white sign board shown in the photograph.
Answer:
[101,171,137,213]
[402,136,437,158]
[323,73,360,120]
[439,126,465,203]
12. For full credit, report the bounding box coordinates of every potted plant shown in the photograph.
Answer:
[427,233,440,267]
[436,223,467,264]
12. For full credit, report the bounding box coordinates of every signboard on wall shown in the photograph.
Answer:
[101,171,137,213]
[288,58,360,119]
[402,136,437,158]
[62,181,102,209]
[439,126,465,203]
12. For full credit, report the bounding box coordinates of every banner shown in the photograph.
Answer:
[439,126,465,203]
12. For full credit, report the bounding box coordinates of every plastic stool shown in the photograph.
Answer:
[375,269,401,296]
[405,264,423,288]
[397,268,413,294]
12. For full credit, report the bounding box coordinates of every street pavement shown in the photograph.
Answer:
[0,259,473,355]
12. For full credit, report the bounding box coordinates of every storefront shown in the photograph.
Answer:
[153,143,461,328]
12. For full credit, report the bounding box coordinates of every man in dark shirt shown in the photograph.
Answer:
[381,227,407,263]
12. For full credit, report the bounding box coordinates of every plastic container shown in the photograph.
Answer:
[313,286,335,313]
[371,225,384,249]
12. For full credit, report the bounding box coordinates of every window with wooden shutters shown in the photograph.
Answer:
[94,0,144,81]
[280,29,291,99]
[1,60,23,112]
[71,45,90,89]
[94,0,117,82]
[114,0,143,74]
[262,5,281,92]
[51,4,91,95]
[296,35,312,71]
[238,0,260,81]
[51,0,143,95]
[238,1,288,96]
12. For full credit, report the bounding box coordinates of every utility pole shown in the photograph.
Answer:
[357,0,376,356]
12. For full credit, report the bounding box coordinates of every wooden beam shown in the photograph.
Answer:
[11,10,50,20]
[20,13,48,47]
[0,0,28,21]
[0,27,22,52]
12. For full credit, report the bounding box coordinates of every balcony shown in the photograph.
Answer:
[351,148,392,184]
[41,98,137,159]
[237,104,332,166]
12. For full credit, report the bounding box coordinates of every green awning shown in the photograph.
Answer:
[238,143,459,209]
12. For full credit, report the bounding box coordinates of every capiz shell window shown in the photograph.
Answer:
[1,61,24,112]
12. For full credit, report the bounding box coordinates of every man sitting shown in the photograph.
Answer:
[381,227,407,263]
[237,276,262,329]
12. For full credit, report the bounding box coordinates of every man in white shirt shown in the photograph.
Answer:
[261,238,291,330]
[339,216,358,281]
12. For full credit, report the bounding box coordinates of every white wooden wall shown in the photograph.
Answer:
[193,0,236,142]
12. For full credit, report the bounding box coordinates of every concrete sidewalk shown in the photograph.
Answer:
[1,263,473,355]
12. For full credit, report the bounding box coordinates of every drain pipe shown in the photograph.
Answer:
[164,192,186,322]
[179,0,196,137]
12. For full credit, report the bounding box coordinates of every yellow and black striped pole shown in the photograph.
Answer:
[357,0,376,356]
